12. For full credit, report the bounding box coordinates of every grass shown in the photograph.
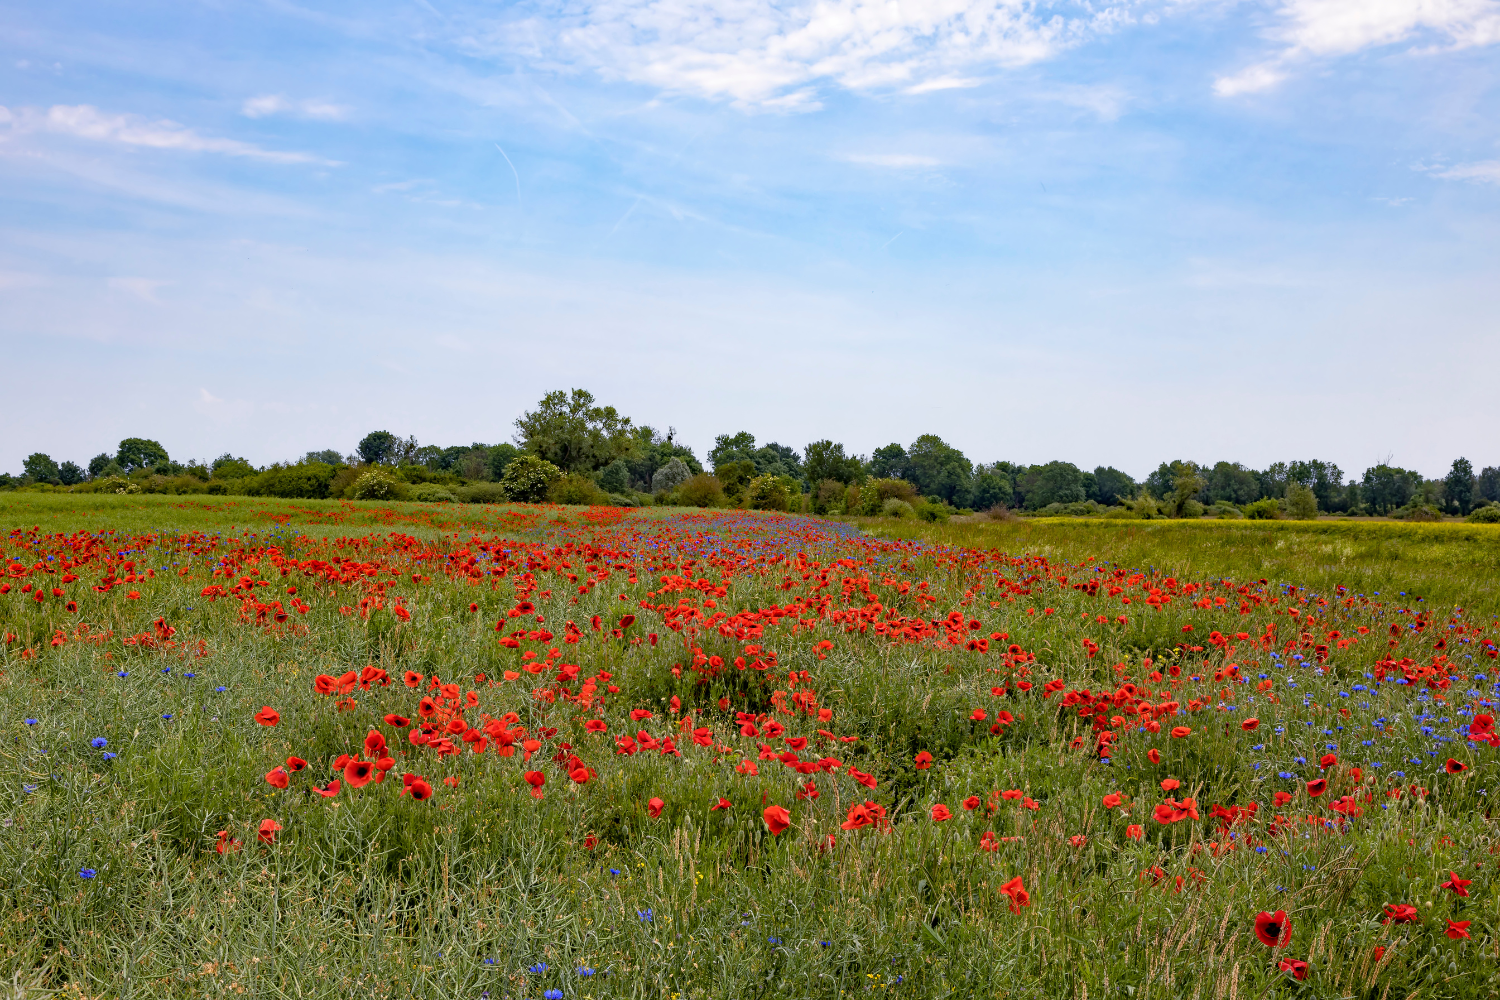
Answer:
[2,493,1499,999]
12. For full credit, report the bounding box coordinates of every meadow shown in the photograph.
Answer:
[3,492,1499,999]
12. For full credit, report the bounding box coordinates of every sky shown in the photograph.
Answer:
[2,0,1498,481]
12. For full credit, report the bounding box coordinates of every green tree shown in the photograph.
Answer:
[1168,461,1203,518]
[358,431,397,465]
[58,461,84,486]
[1090,466,1137,506]
[488,443,521,480]
[651,457,693,494]
[304,449,346,466]
[515,389,634,473]
[117,438,169,472]
[625,427,701,491]
[1019,461,1086,510]
[212,454,257,479]
[803,441,865,486]
[971,472,1013,510]
[1445,458,1476,514]
[1288,460,1346,512]
[1481,466,1500,505]
[869,444,910,480]
[1202,462,1261,506]
[714,459,757,499]
[905,435,971,504]
[23,453,60,484]
[499,454,563,503]
[598,459,630,494]
[1361,464,1422,514]
[1285,482,1319,520]
[87,453,114,479]
[708,432,758,468]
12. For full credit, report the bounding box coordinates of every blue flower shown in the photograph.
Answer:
[79,868,96,879]
[102,753,117,761]
[116,671,128,678]
[23,719,37,726]
[528,963,548,974]
[544,991,563,1000]
[22,784,37,794]
[638,909,653,922]
[90,737,108,748]
[162,714,172,720]
[216,686,227,693]
[768,936,782,945]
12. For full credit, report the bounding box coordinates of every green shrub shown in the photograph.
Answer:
[1177,498,1205,518]
[607,494,637,508]
[94,476,140,495]
[743,474,791,511]
[1285,483,1319,520]
[548,474,611,506]
[678,473,725,508]
[914,498,950,523]
[881,498,914,519]
[1467,506,1500,523]
[812,479,846,515]
[1243,498,1281,520]
[499,454,562,503]
[1393,503,1442,522]
[598,459,630,494]
[243,462,336,499]
[456,482,509,504]
[1212,502,1244,519]
[651,458,692,494]
[409,483,457,503]
[351,470,405,501]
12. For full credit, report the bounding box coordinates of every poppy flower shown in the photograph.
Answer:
[1442,871,1472,896]
[999,876,1030,913]
[763,804,791,835]
[962,795,981,810]
[914,751,934,770]
[402,774,433,800]
[931,804,952,821]
[257,819,282,844]
[630,709,654,722]
[1383,904,1418,924]
[404,671,423,688]
[364,731,388,758]
[584,720,607,734]
[1319,753,1337,768]
[384,714,410,727]
[847,767,877,789]
[1102,793,1122,808]
[285,756,307,772]
[313,780,341,798]
[1148,749,1161,764]
[1170,726,1191,739]
[1306,778,1327,797]
[1241,718,1259,731]
[1000,789,1022,801]
[314,674,337,695]
[1278,958,1308,980]
[265,766,290,789]
[523,770,545,799]
[1446,919,1472,940]
[1445,758,1468,774]
[1273,790,1293,807]
[1160,778,1180,792]
[253,706,280,727]
[1125,824,1144,840]
[647,797,665,818]
[710,797,732,811]
[1254,910,1290,947]
[215,830,242,854]
[344,759,375,788]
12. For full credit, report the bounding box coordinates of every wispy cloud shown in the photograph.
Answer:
[1430,159,1500,183]
[483,0,1142,110]
[0,104,334,164]
[843,153,942,168]
[1216,0,1500,96]
[242,94,350,120]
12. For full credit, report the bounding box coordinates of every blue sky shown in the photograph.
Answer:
[3,0,1498,480]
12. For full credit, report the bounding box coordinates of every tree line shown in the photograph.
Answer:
[9,389,1500,519]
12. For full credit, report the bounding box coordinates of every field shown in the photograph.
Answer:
[3,493,1500,999]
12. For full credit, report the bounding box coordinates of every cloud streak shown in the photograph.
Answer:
[0,104,335,164]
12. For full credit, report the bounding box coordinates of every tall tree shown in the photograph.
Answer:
[1445,458,1476,514]
[514,389,634,474]
[1480,466,1500,504]
[708,432,757,468]
[357,431,397,465]
[116,438,169,472]
[1091,466,1137,505]
[23,453,60,484]
[905,435,971,504]
[869,444,910,480]
[1361,464,1422,514]
[803,441,865,486]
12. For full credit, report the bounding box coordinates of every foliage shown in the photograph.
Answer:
[1446,458,1477,514]
[1089,466,1136,505]
[211,454,257,480]
[713,459,757,499]
[710,433,803,483]
[812,478,847,515]
[1467,506,1500,524]
[905,435,972,505]
[515,389,634,473]
[455,482,509,504]
[240,463,337,500]
[116,437,170,472]
[499,454,563,503]
[303,449,346,466]
[677,473,725,508]
[971,472,1013,510]
[409,483,457,503]
[803,440,865,486]
[488,442,521,481]
[868,443,909,480]
[1243,498,1281,520]
[1019,461,1087,511]
[1285,482,1319,520]
[357,431,397,465]
[1362,464,1423,515]
[598,458,630,494]
[22,453,60,484]
[651,458,692,494]
[743,474,791,512]
[351,469,405,501]
[57,461,85,486]
[881,498,914,518]
[548,474,612,506]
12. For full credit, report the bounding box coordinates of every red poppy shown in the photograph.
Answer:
[1446,919,1472,940]
[523,770,545,799]
[962,795,981,810]
[265,766,290,789]
[1318,753,1337,768]
[931,804,952,821]
[1273,790,1292,807]
[1254,910,1290,947]
[1126,824,1144,840]
[364,731,388,758]
[1442,871,1472,896]
[763,804,791,835]
[1306,778,1327,797]
[344,759,375,788]
[313,780,341,798]
[1278,958,1308,980]
[914,751,933,770]
[257,819,282,844]
[1170,726,1191,739]
[1241,718,1260,731]
[215,830,242,854]
[630,709,654,721]
[847,767,877,789]
[1445,758,1468,774]
[404,671,423,688]
[283,756,306,772]
[1148,749,1161,764]
[314,674,337,695]
[1102,793,1122,808]
[1000,789,1022,801]
[999,876,1030,913]
[1160,778,1180,792]
[647,797,665,818]
[253,706,280,727]
[584,720,607,734]
[401,774,433,800]
[570,766,590,784]
[1383,903,1418,924]
[384,714,411,727]
[710,797,732,811]
[468,602,478,613]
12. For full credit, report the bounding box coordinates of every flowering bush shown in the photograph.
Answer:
[351,469,404,500]
[499,454,562,503]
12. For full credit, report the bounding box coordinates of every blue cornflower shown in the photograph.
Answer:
[79,868,96,879]
[103,752,117,760]
[768,936,781,945]
[22,784,37,794]
[577,967,594,977]
[216,686,227,692]
[184,672,195,679]
[545,991,563,1000]
[528,963,548,974]
[116,671,128,678]
[90,738,108,748]
[638,909,653,922]
[162,714,172,720]
[24,719,37,726]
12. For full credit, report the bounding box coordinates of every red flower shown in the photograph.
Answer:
[647,797,665,818]
[314,674,337,695]
[1254,910,1290,947]
[1241,718,1260,731]
[710,797,732,811]
[285,756,307,772]
[630,709,654,721]
[401,774,433,800]
[523,770,545,799]
[1148,749,1161,764]
[930,804,952,821]
[1278,958,1308,980]
[1160,778,1180,792]
[999,876,1030,913]
[364,731,388,758]
[584,720,607,734]
[344,759,375,788]
[403,671,423,688]
[1170,726,1191,739]
[962,795,981,810]
[1126,824,1144,840]
[253,706,280,727]
[1102,793,1122,808]
[1318,753,1337,768]
[1442,871,1472,897]
[313,780,341,798]
[1383,903,1419,924]
[1446,919,1472,940]
[265,766,289,789]
[214,830,242,854]
[570,767,590,784]
[384,714,411,727]
[1273,790,1292,806]
[257,819,282,844]
[1445,758,1468,774]
[763,804,791,835]
[1306,778,1327,797]
[847,767,877,789]
[914,751,933,770]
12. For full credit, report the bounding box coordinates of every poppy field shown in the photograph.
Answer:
[3,495,1500,999]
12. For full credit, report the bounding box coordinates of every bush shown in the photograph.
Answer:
[744,475,791,512]
[812,479,846,515]
[914,499,950,523]
[410,483,457,503]
[548,474,611,506]
[456,482,509,504]
[1243,498,1281,520]
[94,476,140,495]
[678,473,725,508]
[1466,506,1500,523]
[500,455,563,503]
[607,494,637,508]
[352,470,406,501]
[651,458,692,494]
[1212,502,1244,519]
[882,499,914,519]
[1285,483,1319,520]
[598,459,630,494]
[1393,503,1442,522]
[243,462,336,499]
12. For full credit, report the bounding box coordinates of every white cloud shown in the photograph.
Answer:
[0,104,333,164]
[1217,0,1500,96]
[242,95,349,120]
[488,0,1141,109]
[1431,159,1500,183]
[843,152,943,168]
